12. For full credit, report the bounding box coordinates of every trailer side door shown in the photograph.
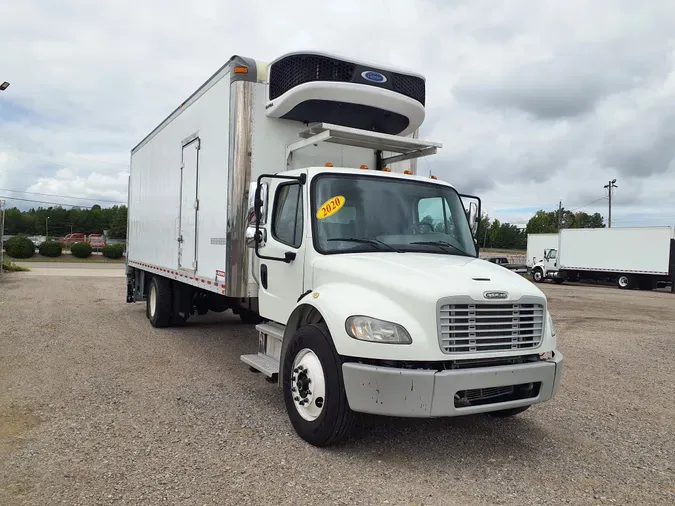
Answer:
[178,136,200,270]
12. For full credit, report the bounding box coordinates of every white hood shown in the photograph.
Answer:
[312,252,543,303]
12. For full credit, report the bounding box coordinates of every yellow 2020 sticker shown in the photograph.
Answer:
[316,195,346,219]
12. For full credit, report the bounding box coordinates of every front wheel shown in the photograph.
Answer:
[282,323,356,447]
[531,269,544,283]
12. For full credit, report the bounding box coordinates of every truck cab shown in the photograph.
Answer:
[531,248,565,283]
[246,163,562,446]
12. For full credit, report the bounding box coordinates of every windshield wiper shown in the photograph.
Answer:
[328,237,402,253]
[409,240,472,257]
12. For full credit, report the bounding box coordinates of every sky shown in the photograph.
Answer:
[1,0,675,228]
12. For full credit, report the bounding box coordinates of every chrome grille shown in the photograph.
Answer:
[439,302,544,354]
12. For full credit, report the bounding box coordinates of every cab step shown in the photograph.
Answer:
[256,322,285,342]
[241,353,279,378]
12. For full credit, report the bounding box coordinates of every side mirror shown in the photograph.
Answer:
[468,201,479,236]
[246,181,268,248]
[253,182,268,224]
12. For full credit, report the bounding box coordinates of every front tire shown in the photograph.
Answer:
[282,323,356,447]
[532,268,544,283]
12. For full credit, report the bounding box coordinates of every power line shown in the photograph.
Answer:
[568,196,606,212]
[0,195,125,209]
[0,188,125,204]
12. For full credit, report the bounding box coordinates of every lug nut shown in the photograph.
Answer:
[294,396,299,401]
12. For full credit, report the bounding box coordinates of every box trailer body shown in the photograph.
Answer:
[531,226,675,290]
[126,51,562,446]
[526,233,558,268]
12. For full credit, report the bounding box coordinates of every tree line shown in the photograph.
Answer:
[478,208,605,250]
[1,203,604,249]
[1,205,128,239]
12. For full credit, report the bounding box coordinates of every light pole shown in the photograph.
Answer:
[0,199,5,275]
[45,216,50,240]
[603,179,618,227]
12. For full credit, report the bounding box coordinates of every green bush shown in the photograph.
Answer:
[102,243,125,259]
[6,235,35,259]
[38,240,63,258]
[70,242,93,258]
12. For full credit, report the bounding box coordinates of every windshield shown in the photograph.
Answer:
[311,173,477,257]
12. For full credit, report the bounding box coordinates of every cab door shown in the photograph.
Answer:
[256,174,308,324]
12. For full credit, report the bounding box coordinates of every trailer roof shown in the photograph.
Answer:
[130,54,261,155]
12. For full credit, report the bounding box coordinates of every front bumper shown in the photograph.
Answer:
[342,351,563,417]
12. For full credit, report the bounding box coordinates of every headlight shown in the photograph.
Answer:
[345,316,412,344]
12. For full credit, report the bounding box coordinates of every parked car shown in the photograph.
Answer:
[88,234,106,249]
[486,256,528,274]
[61,233,86,245]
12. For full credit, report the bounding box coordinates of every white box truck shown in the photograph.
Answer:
[125,51,563,446]
[526,233,558,269]
[531,226,675,290]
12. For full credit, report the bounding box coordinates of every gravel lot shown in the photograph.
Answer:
[1,272,673,505]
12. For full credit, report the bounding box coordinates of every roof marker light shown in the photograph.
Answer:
[404,170,413,175]
[382,167,391,172]
[430,175,437,179]
[360,165,369,169]
[325,162,334,167]
[234,66,248,74]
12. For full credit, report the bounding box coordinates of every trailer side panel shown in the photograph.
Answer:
[559,227,673,275]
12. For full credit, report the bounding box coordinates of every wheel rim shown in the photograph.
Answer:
[290,348,326,422]
[618,276,628,288]
[149,283,157,318]
[534,271,542,281]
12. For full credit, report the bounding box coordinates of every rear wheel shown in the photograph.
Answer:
[147,276,173,328]
[617,274,633,290]
[282,323,355,447]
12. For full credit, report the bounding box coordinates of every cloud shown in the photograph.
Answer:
[0,0,674,228]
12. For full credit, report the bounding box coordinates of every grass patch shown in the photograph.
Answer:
[1,259,30,272]
[5,253,125,263]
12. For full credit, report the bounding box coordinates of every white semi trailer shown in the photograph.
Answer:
[125,51,563,446]
[531,226,675,290]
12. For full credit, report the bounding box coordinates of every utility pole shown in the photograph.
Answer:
[603,179,618,227]
[0,199,5,275]
[557,200,563,230]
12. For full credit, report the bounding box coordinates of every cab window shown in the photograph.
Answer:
[272,183,303,248]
